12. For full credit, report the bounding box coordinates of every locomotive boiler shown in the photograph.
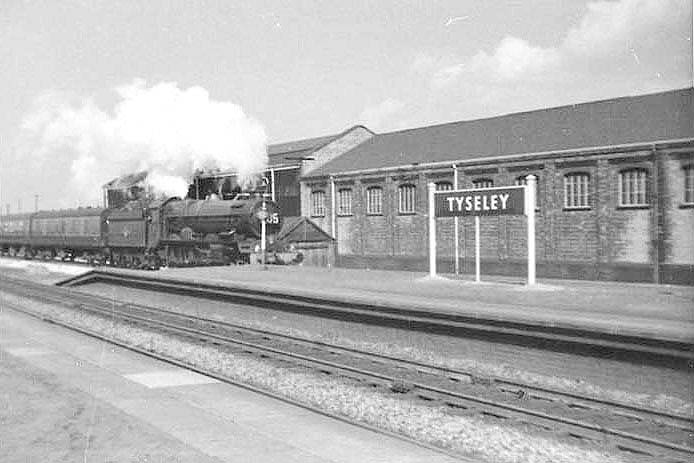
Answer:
[0,194,282,269]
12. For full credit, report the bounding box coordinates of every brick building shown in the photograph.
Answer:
[300,88,694,284]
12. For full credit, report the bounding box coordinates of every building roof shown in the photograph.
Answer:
[268,134,339,165]
[311,88,693,177]
[267,125,373,168]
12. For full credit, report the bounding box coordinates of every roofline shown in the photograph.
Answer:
[293,124,375,156]
[370,87,693,139]
[268,124,375,155]
[304,137,694,179]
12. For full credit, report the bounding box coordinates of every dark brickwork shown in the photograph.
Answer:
[304,143,694,285]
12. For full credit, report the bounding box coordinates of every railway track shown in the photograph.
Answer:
[56,270,694,369]
[1,275,692,462]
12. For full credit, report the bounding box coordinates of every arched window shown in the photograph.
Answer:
[684,165,694,204]
[366,187,383,215]
[618,168,648,206]
[337,188,352,216]
[435,181,454,191]
[472,178,494,189]
[398,184,416,214]
[563,173,590,209]
[310,190,325,217]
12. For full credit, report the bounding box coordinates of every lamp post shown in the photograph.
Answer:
[261,199,267,269]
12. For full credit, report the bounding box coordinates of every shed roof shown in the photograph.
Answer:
[310,88,693,177]
[277,216,333,243]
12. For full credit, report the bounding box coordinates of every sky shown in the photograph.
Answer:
[0,0,691,210]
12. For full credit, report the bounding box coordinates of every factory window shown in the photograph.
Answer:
[472,178,494,189]
[515,174,540,209]
[366,186,383,215]
[435,181,454,191]
[310,190,325,217]
[684,165,694,204]
[337,189,352,216]
[398,184,416,214]
[563,173,590,209]
[618,168,648,206]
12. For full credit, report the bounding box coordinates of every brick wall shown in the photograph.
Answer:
[303,145,694,284]
[663,156,694,264]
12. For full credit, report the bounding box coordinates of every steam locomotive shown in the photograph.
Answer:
[0,194,282,269]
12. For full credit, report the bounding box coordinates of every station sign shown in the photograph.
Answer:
[434,186,525,217]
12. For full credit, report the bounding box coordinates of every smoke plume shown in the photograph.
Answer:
[19,80,268,206]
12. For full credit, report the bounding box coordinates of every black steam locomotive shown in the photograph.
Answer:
[0,194,282,269]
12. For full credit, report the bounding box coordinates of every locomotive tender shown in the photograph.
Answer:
[0,195,281,268]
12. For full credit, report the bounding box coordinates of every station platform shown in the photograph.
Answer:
[101,264,694,344]
[0,308,464,463]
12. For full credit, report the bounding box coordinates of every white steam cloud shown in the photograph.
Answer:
[20,80,268,205]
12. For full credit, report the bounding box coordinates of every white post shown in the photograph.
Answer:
[526,175,537,286]
[261,200,267,268]
[270,168,276,202]
[453,164,460,275]
[475,216,481,282]
[330,176,336,240]
[428,182,436,277]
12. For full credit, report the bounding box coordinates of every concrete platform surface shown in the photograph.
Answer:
[0,308,467,463]
[107,264,694,343]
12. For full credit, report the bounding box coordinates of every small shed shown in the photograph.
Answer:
[276,217,336,267]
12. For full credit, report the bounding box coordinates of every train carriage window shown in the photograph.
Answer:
[564,173,590,209]
[366,186,383,215]
[619,168,648,206]
[337,189,352,216]
[311,190,326,217]
[398,184,416,214]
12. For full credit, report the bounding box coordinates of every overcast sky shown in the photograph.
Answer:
[0,0,691,210]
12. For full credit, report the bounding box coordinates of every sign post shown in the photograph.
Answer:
[429,182,535,285]
[428,183,436,277]
[525,175,537,286]
[475,216,481,282]
[453,165,460,275]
